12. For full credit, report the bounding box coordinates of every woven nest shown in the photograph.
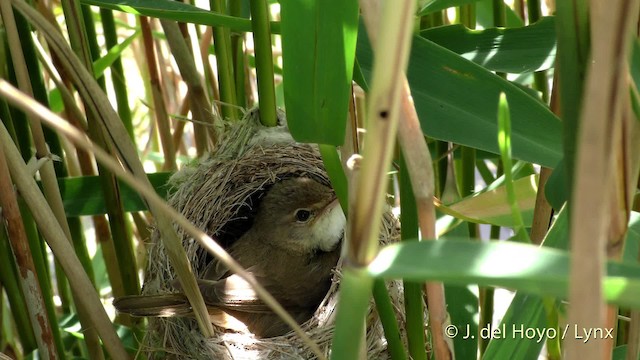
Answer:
[141,110,407,359]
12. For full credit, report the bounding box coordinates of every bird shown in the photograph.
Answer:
[114,177,346,338]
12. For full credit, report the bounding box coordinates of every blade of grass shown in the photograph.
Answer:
[210,0,239,121]
[372,279,408,360]
[368,239,640,308]
[279,0,359,144]
[399,153,427,360]
[249,0,276,126]
[318,144,349,214]
[100,9,136,138]
[81,0,281,33]
[555,0,589,203]
[497,93,528,242]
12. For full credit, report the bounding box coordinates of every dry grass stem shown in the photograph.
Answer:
[567,0,640,358]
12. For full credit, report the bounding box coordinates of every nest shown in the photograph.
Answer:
[141,110,407,359]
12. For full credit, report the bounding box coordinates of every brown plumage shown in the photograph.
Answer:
[114,177,345,338]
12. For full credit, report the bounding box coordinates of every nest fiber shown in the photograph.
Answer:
[141,112,405,359]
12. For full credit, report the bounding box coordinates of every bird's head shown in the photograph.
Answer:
[253,177,346,254]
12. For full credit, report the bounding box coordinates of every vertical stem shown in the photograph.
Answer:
[373,279,408,360]
[249,0,277,126]
[211,0,239,120]
[229,1,247,108]
[140,16,177,170]
[0,222,37,353]
[101,9,135,139]
[626,311,640,360]
[459,4,476,29]
[481,161,502,356]
[530,167,553,244]
[461,147,477,236]
[527,0,549,103]
[493,0,507,27]
[527,0,542,23]
[0,143,58,359]
[566,0,640,357]
[400,154,427,360]
[434,141,448,197]
[160,19,216,154]
[459,2,477,237]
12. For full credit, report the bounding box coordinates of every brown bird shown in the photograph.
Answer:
[114,177,346,338]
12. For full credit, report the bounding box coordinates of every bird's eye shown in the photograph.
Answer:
[295,209,312,222]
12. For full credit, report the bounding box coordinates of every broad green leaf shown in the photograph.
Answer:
[280,0,358,145]
[80,0,281,33]
[483,207,569,359]
[484,209,640,358]
[368,239,640,308]
[544,159,566,210]
[420,17,556,74]
[437,174,538,227]
[554,0,590,209]
[547,39,640,212]
[356,31,562,168]
[55,172,172,216]
[442,226,478,359]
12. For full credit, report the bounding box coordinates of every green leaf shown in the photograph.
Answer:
[368,239,640,308]
[280,0,358,145]
[544,159,567,210]
[482,207,570,359]
[80,0,281,33]
[420,17,556,74]
[356,31,562,168]
[438,174,538,227]
[93,30,140,78]
[442,226,478,359]
[497,93,528,241]
[554,0,590,209]
[319,145,349,214]
[55,172,172,216]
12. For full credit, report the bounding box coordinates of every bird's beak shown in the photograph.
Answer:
[314,196,346,252]
[318,196,342,220]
